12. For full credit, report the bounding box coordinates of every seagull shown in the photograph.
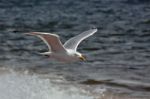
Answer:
[26,28,97,62]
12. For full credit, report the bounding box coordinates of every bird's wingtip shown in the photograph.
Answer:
[90,26,98,32]
[24,32,32,35]
[90,25,97,30]
[24,32,40,36]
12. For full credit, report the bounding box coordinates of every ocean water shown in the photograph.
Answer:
[0,0,150,99]
[0,69,94,99]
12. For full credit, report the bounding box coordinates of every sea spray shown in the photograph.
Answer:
[0,70,93,99]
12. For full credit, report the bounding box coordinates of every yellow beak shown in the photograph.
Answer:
[79,55,86,61]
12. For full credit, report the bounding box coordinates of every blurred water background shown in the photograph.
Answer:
[0,0,150,99]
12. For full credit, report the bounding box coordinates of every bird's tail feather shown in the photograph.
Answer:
[39,52,51,56]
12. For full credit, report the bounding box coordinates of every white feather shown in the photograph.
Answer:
[64,28,97,51]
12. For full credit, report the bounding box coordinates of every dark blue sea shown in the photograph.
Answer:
[0,0,150,99]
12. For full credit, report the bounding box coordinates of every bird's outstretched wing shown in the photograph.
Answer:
[26,32,67,53]
[64,28,97,51]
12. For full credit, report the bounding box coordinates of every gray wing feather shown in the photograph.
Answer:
[27,32,67,52]
[64,28,97,51]
[37,35,52,51]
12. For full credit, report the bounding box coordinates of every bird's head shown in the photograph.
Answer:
[67,49,86,61]
[74,52,86,61]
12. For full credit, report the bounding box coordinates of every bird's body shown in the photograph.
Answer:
[26,28,97,63]
[40,48,83,62]
[43,49,79,62]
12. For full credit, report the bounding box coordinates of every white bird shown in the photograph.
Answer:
[26,28,97,62]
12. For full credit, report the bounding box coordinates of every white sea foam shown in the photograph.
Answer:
[0,71,93,99]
